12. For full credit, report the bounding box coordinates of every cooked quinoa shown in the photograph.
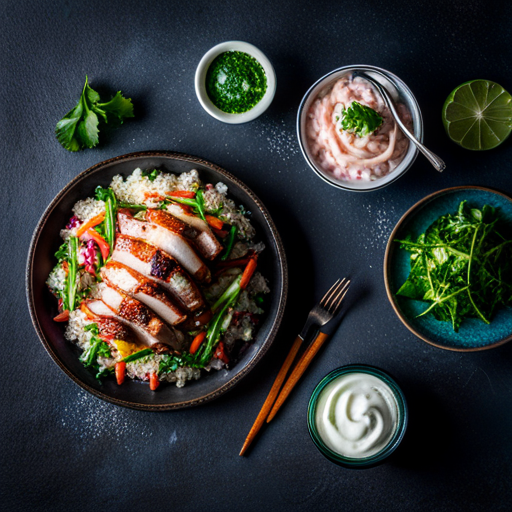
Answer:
[47,167,270,389]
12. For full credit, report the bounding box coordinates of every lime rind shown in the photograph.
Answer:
[442,79,512,151]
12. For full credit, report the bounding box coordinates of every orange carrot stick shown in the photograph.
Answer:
[76,212,106,237]
[166,190,196,198]
[149,373,160,391]
[240,257,258,290]
[189,331,207,354]
[205,215,224,230]
[115,362,126,385]
[53,310,70,322]
[143,192,164,201]
[215,253,255,269]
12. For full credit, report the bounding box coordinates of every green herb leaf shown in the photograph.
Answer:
[339,101,383,137]
[55,76,134,152]
[141,169,160,182]
[159,352,202,373]
[55,241,69,262]
[94,91,134,123]
[76,104,99,148]
[80,334,111,371]
[84,323,100,335]
[55,100,84,152]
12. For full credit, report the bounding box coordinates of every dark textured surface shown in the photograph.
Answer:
[1,0,512,510]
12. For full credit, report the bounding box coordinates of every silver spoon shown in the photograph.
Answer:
[354,70,446,172]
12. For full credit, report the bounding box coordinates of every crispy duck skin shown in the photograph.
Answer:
[101,261,187,326]
[87,317,154,356]
[111,234,206,312]
[117,209,211,283]
[96,318,139,345]
[86,286,184,350]
[151,207,223,260]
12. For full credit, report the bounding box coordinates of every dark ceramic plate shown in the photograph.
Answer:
[384,186,512,352]
[26,151,287,410]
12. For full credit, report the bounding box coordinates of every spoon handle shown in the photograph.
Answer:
[413,141,446,172]
[357,71,446,173]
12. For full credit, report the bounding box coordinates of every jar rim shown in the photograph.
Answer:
[307,364,408,469]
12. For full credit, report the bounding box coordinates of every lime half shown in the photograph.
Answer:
[442,80,512,150]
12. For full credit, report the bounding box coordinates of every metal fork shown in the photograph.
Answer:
[265,278,350,422]
[239,278,350,455]
[300,277,350,341]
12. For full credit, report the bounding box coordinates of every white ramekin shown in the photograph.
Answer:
[195,41,276,124]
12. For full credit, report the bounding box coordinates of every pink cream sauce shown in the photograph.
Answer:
[306,75,413,182]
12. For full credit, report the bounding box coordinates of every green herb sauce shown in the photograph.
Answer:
[206,51,267,114]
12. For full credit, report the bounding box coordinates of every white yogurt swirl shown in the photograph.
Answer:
[315,372,398,458]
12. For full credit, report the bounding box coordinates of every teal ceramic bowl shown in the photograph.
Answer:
[384,186,512,351]
[307,365,408,469]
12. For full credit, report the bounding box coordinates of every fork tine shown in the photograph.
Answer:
[324,279,347,310]
[319,278,341,307]
[322,278,347,310]
[326,279,350,315]
[319,278,345,308]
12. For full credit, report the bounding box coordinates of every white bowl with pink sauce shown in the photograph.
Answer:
[297,65,423,192]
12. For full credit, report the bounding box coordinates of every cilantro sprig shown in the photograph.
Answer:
[55,76,134,152]
[339,101,383,138]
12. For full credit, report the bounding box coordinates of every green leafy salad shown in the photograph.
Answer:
[395,201,512,332]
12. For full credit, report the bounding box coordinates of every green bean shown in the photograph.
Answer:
[211,274,242,312]
[197,289,240,365]
[67,236,79,311]
[195,189,206,222]
[221,225,237,261]
[122,348,153,363]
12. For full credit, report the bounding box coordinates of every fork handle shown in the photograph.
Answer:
[239,335,303,456]
[266,332,329,423]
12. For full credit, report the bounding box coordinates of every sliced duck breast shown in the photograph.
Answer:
[151,207,223,260]
[101,261,187,326]
[111,234,206,312]
[96,318,138,344]
[117,209,210,283]
[86,286,184,350]
[94,318,151,356]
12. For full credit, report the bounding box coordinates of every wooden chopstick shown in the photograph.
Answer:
[239,335,304,456]
[266,331,330,423]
